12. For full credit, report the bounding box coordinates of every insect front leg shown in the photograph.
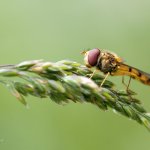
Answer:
[86,70,110,88]
[89,69,97,79]
[85,69,97,79]
[100,72,110,87]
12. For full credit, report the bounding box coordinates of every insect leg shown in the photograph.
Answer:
[122,76,128,87]
[122,76,131,92]
[126,76,132,91]
[100,72,110,87]
[122,76,136,94]
[89,69,97,79]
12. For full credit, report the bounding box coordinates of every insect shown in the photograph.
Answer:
[82,48,150,90]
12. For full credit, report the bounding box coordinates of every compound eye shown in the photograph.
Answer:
[88,48,101,66]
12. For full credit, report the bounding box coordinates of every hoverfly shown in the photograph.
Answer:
[82,48,150,89]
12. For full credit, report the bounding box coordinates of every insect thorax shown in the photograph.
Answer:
[96,52,118,74]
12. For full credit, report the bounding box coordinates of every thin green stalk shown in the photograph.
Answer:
[0,60,150,130]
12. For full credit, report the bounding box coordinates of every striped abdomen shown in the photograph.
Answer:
[111,63,150,85]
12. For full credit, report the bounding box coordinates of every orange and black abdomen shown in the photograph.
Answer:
[112,63,150,85]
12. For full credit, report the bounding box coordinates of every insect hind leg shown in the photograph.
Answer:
[122,76,137,101]
[122,76,128,87]
[122,76,132,91]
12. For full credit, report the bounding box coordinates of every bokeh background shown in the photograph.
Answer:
[0,0,150,150]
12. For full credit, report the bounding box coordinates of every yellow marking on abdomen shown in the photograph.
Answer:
[112,63,150,85]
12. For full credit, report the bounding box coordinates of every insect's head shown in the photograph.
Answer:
[81,48,101,68]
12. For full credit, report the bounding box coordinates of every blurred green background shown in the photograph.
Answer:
[0,0,150,150]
